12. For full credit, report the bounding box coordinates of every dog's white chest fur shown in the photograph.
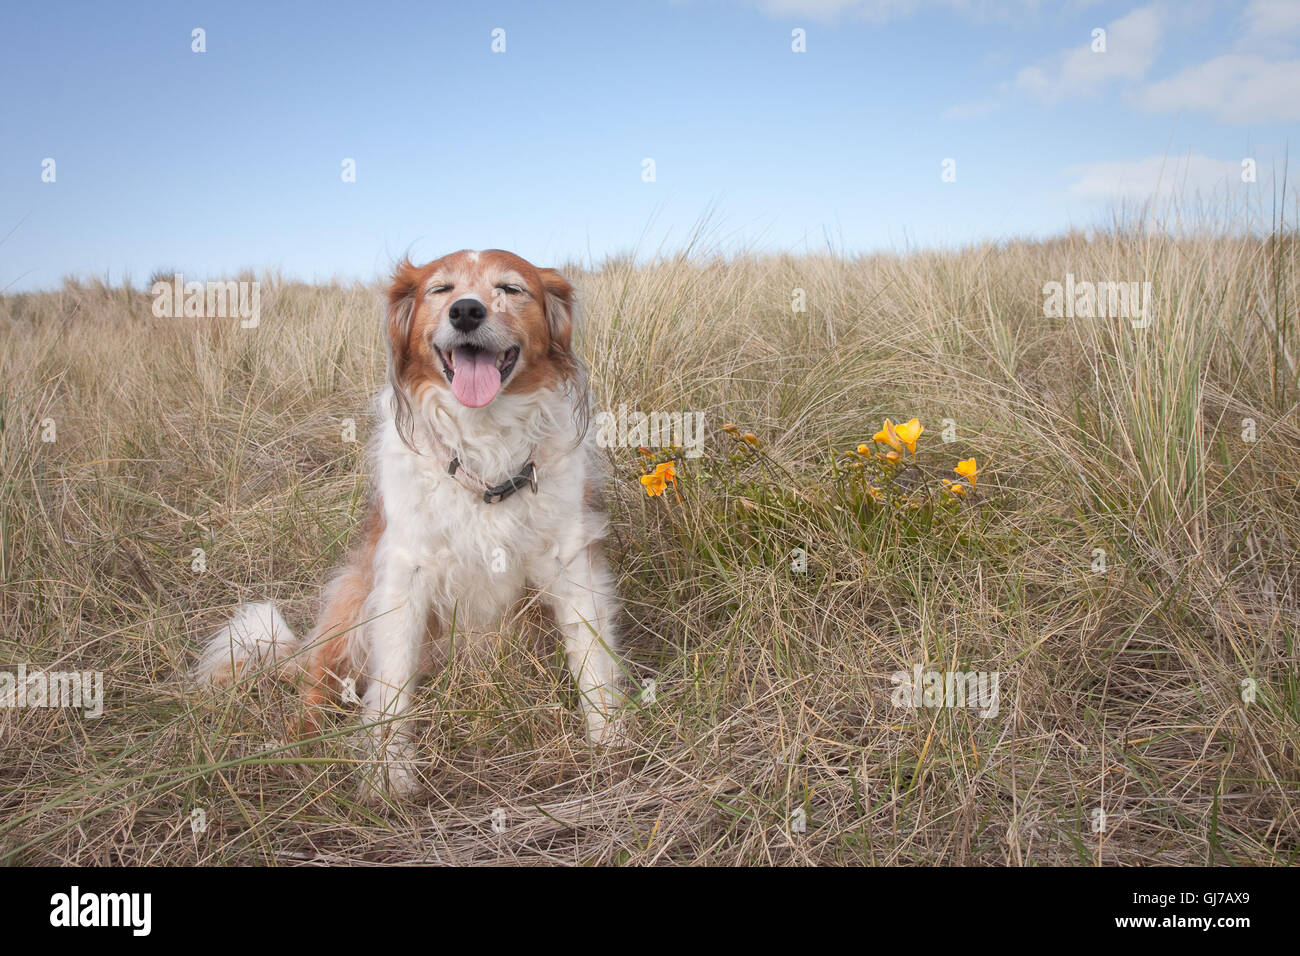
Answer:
[372,385,602,632]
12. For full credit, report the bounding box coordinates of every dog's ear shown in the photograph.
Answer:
[537,266,588,438]
[385,258,425,449]
[537,268,575,354]
[386,258,424,367]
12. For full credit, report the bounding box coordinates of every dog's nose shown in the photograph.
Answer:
[448,298,487,332]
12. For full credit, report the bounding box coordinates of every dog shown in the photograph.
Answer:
[193,249,626,799]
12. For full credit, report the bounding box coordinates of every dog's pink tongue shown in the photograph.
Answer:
[451,348,501,407]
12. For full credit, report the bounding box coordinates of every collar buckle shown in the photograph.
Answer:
[481,460,538,505]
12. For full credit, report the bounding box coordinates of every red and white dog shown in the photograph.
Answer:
[193,249,625,799]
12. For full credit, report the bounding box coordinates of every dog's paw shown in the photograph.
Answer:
[359,746,426,804]
[585,708,631,751]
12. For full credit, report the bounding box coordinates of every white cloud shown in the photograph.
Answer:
[1134,53,1300,123]
[761,0,1298,126]
[1120,0,1300,124]
[755,0,896,20]
[1239,0,1300,53]
[1064,154,1249,201]
[1013,5,1164,103]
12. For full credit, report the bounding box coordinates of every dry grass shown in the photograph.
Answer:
[2,222,1299,865]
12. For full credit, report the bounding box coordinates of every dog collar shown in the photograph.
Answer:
[448,456,538,504]
[423,416,539,504]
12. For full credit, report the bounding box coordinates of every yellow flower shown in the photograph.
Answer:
[741,432,761,448]
[722,423,740,435]
[894,418,924,455]
[857,443,870,456]
[873,419,903,453]
[880,450,901,464]
[941,479,966,496]
[640,461,676,497]
[640,472,667,497]
[955,458,977,487]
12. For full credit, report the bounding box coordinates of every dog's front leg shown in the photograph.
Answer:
[531,541,627,747]
[359,565,428,800]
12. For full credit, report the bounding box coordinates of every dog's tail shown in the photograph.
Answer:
[191,602,305,686]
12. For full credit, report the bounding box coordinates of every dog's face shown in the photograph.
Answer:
[385,250,577,426]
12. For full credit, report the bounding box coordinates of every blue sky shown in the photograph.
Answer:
[1,0,1296,291]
